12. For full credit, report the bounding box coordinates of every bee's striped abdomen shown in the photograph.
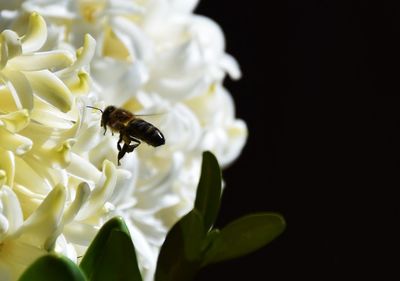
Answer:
[127,119,165,147]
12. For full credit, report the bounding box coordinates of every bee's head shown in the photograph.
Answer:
[101,105,116,127]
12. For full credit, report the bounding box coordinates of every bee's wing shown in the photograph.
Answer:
[134,112,168,117]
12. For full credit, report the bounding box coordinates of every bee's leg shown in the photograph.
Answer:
[117,139,140,166]
[118,143,128,165]
[117,135,123,151]
[103,126,107,135]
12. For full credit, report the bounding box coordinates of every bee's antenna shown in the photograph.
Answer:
[86,106,103,113]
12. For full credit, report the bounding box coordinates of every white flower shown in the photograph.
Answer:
[1,2,248,280]
[0,13,156,281]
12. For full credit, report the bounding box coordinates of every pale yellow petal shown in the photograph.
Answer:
[0,148,15,187]
[102,26,131,61]
[29,97,78,130]
[24,70,73,112]
[20,12,47,53]
[1,70,34,111]
[9,50,74,71]
[63,71,91,95]
[32,139,76,169]
[0,86,19,113]
[63,182,90,224]
[0,170,6,188]
[0,109,30,133]
[0,127,32,155]
[14,157,50,195]
[12,184,44,218]
[17,184,67,250]
[0,239,45,281]
[63,221,98,245]
[0,30,22,69]
[0,186,24,235]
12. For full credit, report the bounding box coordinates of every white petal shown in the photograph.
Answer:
[170,0,199,13]
[220,53,242,80]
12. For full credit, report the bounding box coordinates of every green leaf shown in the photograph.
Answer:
[194,151,222,231]
[155,210,205,281]
[203,213,286,265]
[90,230,142,281]
[80,217,141,281]
[19,254,87,281]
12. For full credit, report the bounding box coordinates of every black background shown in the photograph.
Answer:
[194,1,398,280]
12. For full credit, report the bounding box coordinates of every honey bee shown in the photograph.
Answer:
[87,105,165,165]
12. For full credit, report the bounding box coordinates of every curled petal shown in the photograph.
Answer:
[63,182,90,224]
[20,12,47,53]
[63,71,91,95]
[57,34,96,78]
[0,109,29,133]
[76,160,117,220]
[33,139,76,169]
[46,182,91,251]
[218,120,248,166]
[0,30,22,69]
[220,53,241,80]
[24,70,73,113]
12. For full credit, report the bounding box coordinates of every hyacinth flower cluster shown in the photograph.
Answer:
[0,1,284,281]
